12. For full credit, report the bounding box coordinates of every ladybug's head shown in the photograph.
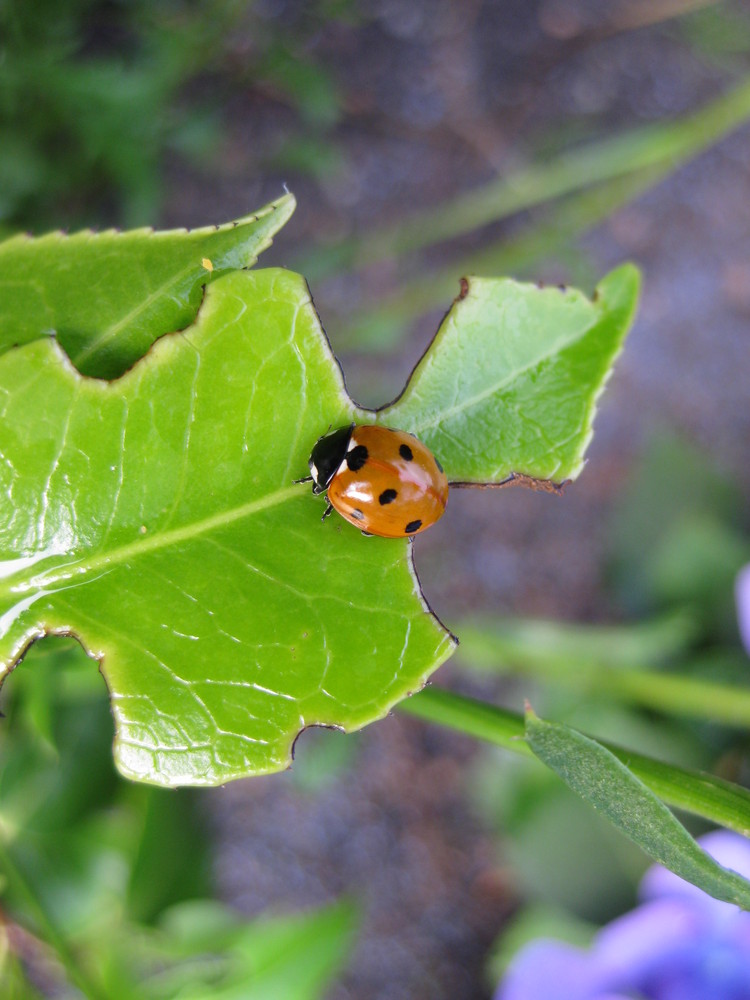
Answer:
[308,424,354,495]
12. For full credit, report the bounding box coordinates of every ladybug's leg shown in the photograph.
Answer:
[321,501,334,522]
[293,474,313,485]
[360,530,373,537]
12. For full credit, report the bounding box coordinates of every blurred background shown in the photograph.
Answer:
[1,1,750,997]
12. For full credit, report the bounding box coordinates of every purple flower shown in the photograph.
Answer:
[736,565,750,657]
[496,832,750,1000]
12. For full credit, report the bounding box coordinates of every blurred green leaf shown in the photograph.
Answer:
[125,788,211,925]
[650,514,750,630]
[681,4,750,58]
[136,899,358,1000]
[302,74,750,277]
[457,613,696,672]
[261,43,341,127]
[525,710,750,908]
[290,726,359,794]
[0,0,248,230]
[0,642,117,836]
[0,194,295,377]
[609,436,749,622]
[455,613,750,727]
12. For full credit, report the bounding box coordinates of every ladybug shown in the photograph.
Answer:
[303,424,449,538]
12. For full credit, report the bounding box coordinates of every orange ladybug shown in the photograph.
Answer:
[305,424,448,538]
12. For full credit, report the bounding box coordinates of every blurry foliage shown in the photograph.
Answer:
[0,0,352,233]
[463,436,750,934]
[0,640,356,997]
[608,436,750,637]
[679,1,750,62]
[290,726,360,795]
[310,74,750,351]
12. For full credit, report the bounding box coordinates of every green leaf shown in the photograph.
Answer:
[525,709,750,909]
[0,268,455,786]
[380,264,639,482]
[0,262,636,786]
[0,193,295,378]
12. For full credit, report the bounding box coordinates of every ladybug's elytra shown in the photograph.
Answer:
[304,424,449,538]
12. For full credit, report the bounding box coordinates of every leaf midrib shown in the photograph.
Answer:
[405,305,603,434]
[1,484,300,601]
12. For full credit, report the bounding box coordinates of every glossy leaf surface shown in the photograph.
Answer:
[0,193,295,377]
[0,263,638,785]
[0,269,455,785]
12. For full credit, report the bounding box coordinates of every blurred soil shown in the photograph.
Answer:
[161,3,750,997]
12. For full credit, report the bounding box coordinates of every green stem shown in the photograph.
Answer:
[0,837,108,1000]
[397,687,750,836]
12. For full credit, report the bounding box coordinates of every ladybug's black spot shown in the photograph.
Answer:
[405,519,422,534]
[347,445,368,471]
[435,456,444,473]
[379,488,398,505]
[399,444,413,462]
[350,508,365,521]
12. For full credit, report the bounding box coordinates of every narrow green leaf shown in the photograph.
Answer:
[457,613,696,670]
[318,77,750,350]
[382,264,640,482]
[455,615,750,728]
[306,74,750,274]
[525,709,750,908]
[341,167,660,351]
[0,193,295,378]
[398,688,750,836]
